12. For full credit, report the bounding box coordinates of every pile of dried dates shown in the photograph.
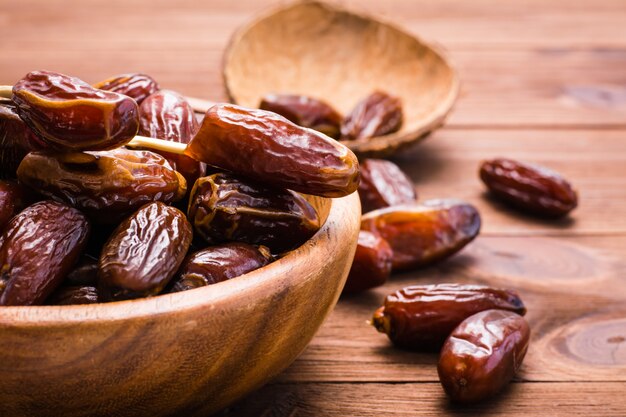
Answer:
[0,70,359,306]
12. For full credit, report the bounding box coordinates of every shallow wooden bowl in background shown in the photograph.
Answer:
[0,193,360,417]
[223,0,460,158]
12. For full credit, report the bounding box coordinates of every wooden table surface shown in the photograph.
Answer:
[2,0,626,415]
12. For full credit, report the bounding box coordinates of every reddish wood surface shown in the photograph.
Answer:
[1,0,625,415]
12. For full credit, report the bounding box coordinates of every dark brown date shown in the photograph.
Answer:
[170,243,272,292]
[17,148,186,223]
[361,199,481,270]
[64,255,99,286]
[12,70,139,151]
[185,104,360,198]
[438,309,530,402]
[358,158,417,213]
[0,200,90,305]
[0,180,32,230]
[99,202,192,301]
[341,91,403,140]
[259,94,342,139]
[343,230,393,294]
[188,173,320,253]
[93,73,160,104]
[139,90,205,187]
[371,284,526,350]
[0,100,43,177]
[480,158,578,217]
[47,286,98,305]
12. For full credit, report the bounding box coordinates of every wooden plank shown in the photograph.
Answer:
[219,382,626,417]
[275,235,626,383]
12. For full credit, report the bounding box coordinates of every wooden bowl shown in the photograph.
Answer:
[0,193,360,417]
[223,1,460,159]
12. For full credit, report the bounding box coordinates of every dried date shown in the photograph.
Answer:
[47,286,99,305]
[358,158,417,212]
[341,91,403,140]
[188,173,320,253]
[0,180,33,230]
[0,100,43,177]
[480,158,578,217]
[12,70,139,151]
[184,104,360,198]
[99,202,192,301]
[0,200,90,305]
[139,90,205,187]
[438,309,530,402]
[343,231,393,294]
[361,199,481,270]
[170,242,272,292]
[64,255,99,286]
[17,148,186,223]
[94,73,160,104]
[371,284,526,350]
[259,94,342,139]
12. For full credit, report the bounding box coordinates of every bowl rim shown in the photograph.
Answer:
[222,0,461,157]
[0,192,360,325]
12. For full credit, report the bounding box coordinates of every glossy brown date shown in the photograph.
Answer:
[480,158,578,217]
[185,104,360,198]
[170,242,272,292]
[47,286,98,305]
[99,202,192,301]
[343,231,393,294]
[341,91,403,140]
[188,173,321,253]
[12,70,139,151]
[0,200,90,305]
[371,284,526,350]
[94,73,160,104]
[438,309,530,402]
[0,180,32,230]
[64,255,99,286]
[361,199,481,270]
[259,94,342,139]
[139,90,205,187]
[17,148,186,223]
[358,158,417,213]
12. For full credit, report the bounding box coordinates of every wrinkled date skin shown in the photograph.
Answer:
[361,199,481,270]
[47,286,98,305]
[438,309,530,402]
[94,73,160,105]
[0,200,90,305]
[0,180,33,230]
[99,202,192,301]
[0,100,44,177]
[480,158,578,217]
[341,91,403,140]
[371,284,526,350]
[343,230,393,294]
[359,158,417,213]
[259,94,343,139]
[170,242,272,292]
[185,104,360,198]
[17,148,186,223]
[139,90,205,186]
[188,173,321,253]
[12,70,139,151]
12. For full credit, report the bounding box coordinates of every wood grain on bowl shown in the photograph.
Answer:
[0,192,361,417]
[223,1,460,158]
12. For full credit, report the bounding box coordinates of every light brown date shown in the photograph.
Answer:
[480,158,578,217]
[259,94,342,139]
[343,231,393,294]
[371,284,526,350]
[361,199,481,270]
[0,200,90,305]
[341,91,403,140]
[187,173,320,253]
[358,158,417,213]
[184,104,360,198]
[99,202,192,301]
[17,148,186,223]
[438,309,530,402]
[170,242,272,292]
[94,73,160,104]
